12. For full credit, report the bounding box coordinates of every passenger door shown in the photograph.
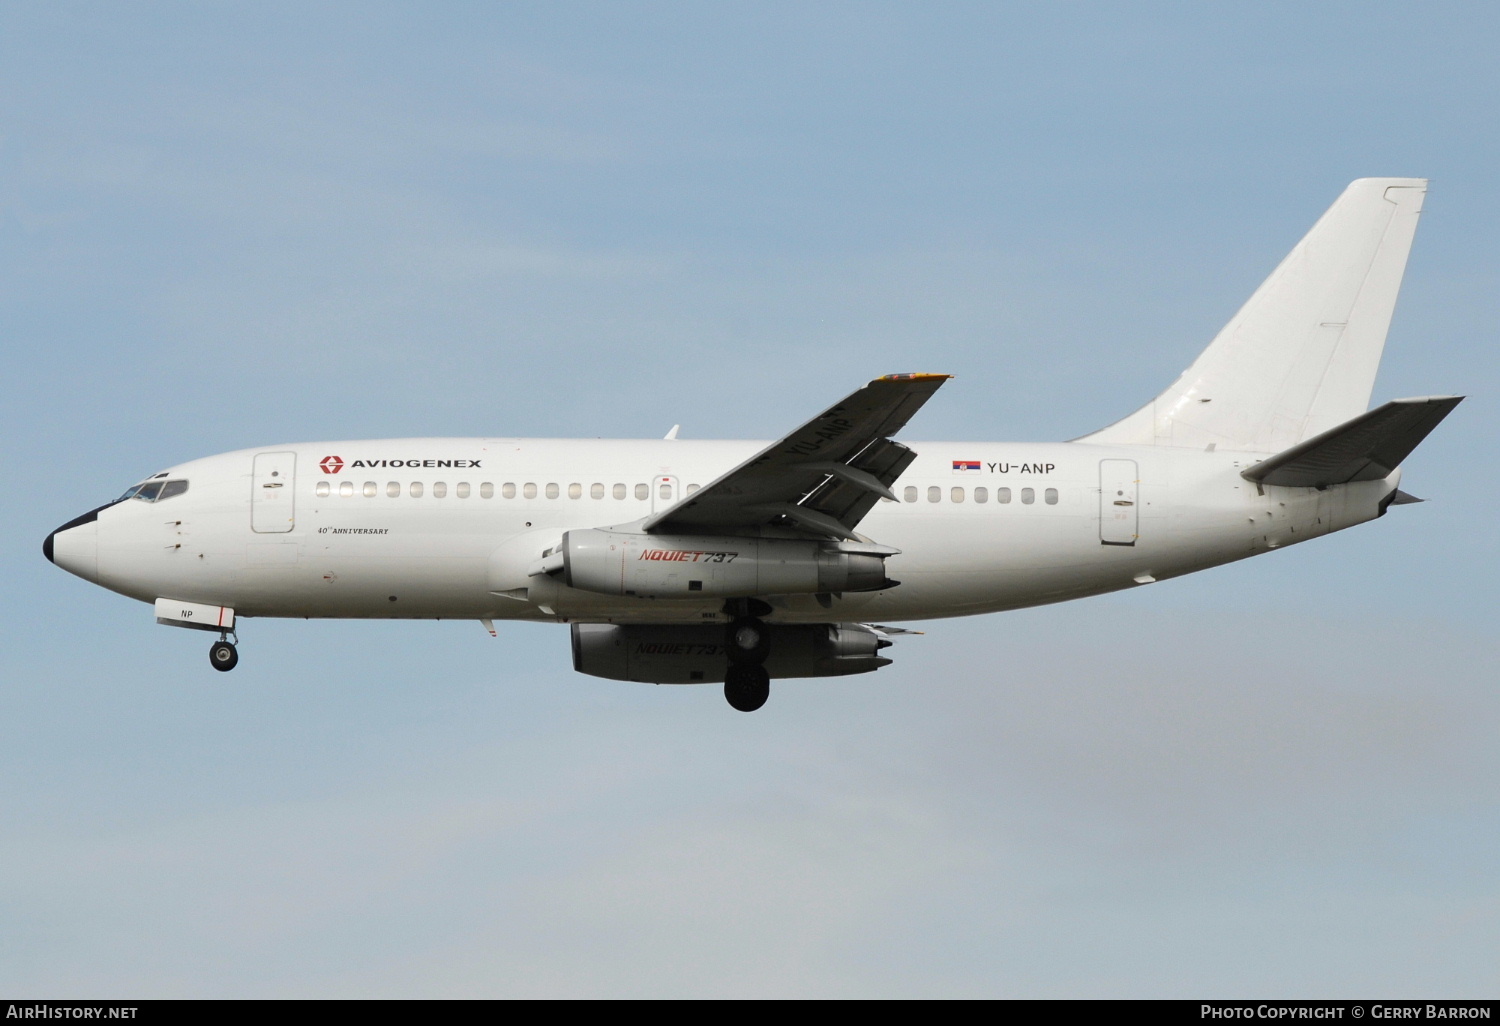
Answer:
[252,452,297,533]
[1099,459,1138,546]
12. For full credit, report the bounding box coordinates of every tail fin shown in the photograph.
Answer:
[1077,178,1427,452]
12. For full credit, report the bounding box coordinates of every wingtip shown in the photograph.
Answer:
[877,373,952,383]
[1392,394,1465,405]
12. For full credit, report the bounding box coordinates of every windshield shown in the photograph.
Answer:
[117,478,188,503]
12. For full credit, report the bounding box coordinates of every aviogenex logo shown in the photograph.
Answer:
[318,456,484,473]
[348,459,482,469]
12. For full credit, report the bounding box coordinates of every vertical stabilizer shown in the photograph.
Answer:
[1077,178,1427,452]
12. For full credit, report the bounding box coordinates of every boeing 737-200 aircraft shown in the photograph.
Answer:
[45,179,1462,711]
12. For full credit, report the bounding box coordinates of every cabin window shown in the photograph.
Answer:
[659,482,673,500]
[523,483,537,499]
[364,482,377,498]
[1045,487,1058,505]
[613,483,627,500]
[1021,487,1035,504]
[457,482,470,498]
[409,482,423,498]
[339,481,354,498]
[545,483,559,499]
[951,487,965,503]
[591,483,605,499]
[927,486,941,503]
[433,482,447,498]
[315,481,331,498]
[635,483,649,500]
[997,487,1011,504]
[567,483,581,499]
[386,482,401,498]
[686,483,700,494]
[904,486,918,503]
[501,482,515,499]
[974,486,988,504]
[480,482,494,499]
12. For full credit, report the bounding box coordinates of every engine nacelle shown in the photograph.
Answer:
[552,529,893,600]
[571,622,894,684]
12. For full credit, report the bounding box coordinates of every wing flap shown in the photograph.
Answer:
[798,437,919,531]
[1241,395,1462,488]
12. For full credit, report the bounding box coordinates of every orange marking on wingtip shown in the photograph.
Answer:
[877,373,952,382]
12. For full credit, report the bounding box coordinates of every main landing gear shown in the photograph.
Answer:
[209,633,239,672]
[724,608,771,712]
[724,663,769,712]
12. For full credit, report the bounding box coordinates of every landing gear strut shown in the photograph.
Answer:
[209,634,239,672]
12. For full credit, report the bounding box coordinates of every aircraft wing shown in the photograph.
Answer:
[642,373,950,539]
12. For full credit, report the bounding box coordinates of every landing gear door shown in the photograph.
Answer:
[1099,459,1138,546]
[252,452,297,534]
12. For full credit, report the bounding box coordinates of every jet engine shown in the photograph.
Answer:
[571,622,893,684]
[534,529,895,600]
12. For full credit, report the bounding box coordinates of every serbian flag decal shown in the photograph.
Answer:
[952,460,981,474]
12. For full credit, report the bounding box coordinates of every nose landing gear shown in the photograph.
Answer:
[209,634,239,672]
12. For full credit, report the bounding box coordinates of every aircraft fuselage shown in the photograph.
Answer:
[48,437,1393,626]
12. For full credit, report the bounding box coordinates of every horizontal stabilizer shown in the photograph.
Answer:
[1242,395,1462,488]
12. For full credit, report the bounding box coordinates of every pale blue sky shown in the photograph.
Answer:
[3,1,1496,997]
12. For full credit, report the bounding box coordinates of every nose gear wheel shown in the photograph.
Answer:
[209,636,239,672]
[210,624,238,672]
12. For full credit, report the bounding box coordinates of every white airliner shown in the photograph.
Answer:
[45,178,1461,711]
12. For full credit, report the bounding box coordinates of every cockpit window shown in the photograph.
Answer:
[118,479,189,502]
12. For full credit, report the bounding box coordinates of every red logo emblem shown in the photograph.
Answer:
[319,456,344,474]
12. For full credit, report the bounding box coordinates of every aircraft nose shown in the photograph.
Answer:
[45,509,103,583]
